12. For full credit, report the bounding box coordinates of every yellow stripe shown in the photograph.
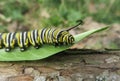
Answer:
[2,33,7,47]
[52,29,60,43]
[16,33,22,47]
[28,31,33,45]
[45,28,50,43]
[38,29,43,44]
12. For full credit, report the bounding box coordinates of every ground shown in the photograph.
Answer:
[0,50,120,81]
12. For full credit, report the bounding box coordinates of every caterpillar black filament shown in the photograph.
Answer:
[0,20,83,52]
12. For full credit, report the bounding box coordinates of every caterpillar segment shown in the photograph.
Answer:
[28,30,40,49]
[2,32,16,52]
[16,32,29,51]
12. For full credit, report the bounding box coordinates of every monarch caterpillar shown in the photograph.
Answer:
[0,20,83,52]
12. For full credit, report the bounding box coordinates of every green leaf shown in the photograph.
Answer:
[74,26,109,43]
[0,26,109,61]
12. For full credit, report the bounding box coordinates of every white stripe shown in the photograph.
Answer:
[10,33,14,46]
[20,32,23,47]
[24,32,27,45]
[35,30,37,42]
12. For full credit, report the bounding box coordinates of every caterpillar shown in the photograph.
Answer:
[0,20,83,52]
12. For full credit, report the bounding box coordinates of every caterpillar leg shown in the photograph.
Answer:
[54,42,65,47]
[20,47,26,52]
[54,43,59,47]
[34,45,40,49]
[5,47,11,52]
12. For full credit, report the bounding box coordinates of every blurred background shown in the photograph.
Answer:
[0,0,120,49]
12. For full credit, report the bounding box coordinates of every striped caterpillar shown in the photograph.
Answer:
[0,20,83,52]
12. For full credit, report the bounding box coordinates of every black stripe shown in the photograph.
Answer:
[68,35,71,44]
[41,28,46,44]
[36,30,38,43]
[56,30,63,42]
[33,30,37,45]
[22,32,24,47]
[8,33,12,48]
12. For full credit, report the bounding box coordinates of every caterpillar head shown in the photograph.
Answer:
[59,19,83,45]
[57,31,74,45]
[57,20,83,45]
